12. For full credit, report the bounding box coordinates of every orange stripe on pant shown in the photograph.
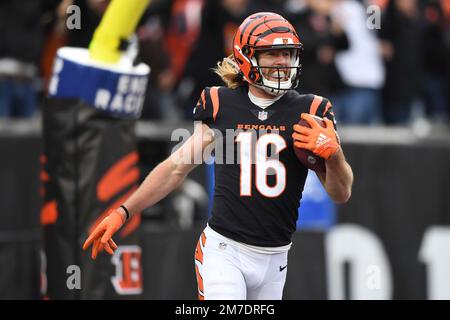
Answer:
[195,264,204,300]
[195,232,206,300]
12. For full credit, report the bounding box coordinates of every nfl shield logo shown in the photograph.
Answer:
[258,111,268,121]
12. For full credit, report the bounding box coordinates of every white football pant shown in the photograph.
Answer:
[194,225,288,300]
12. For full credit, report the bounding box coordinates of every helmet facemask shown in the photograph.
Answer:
[250,47,302,96]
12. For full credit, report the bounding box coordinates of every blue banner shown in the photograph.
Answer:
[48,47,149,119]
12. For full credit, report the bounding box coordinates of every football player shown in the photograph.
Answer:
[83,12,353,300]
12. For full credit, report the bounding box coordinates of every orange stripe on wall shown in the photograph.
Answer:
[41,200,58,225]
[119,213,141,239]
[97,152,139,202]
[40,171,49,182]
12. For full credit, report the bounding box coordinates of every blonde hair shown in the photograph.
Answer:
[213,55,244,89]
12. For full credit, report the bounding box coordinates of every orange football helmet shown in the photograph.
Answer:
[233,12,303,96]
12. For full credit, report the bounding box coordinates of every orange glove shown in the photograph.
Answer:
[292,113,340,160]
[83,209,124,260]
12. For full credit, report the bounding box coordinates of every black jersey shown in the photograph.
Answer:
[193,85,336,247]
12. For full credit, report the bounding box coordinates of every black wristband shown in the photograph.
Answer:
[120,205,130,220]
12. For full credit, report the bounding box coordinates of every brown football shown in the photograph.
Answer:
[293,115,326,173]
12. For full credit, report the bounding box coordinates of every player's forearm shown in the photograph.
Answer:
[119,158,189,218]
[323,148,353,203]
[116,123,211,220]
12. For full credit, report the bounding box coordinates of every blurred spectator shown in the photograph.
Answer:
[379,0,422,125]
[41,0,182,120]
[421,0,450,125]
[287,0,349,97]
[161,0,204,87]
[66,0,109,48]
[139,0,204,120]
[137,0,190,120]
[442,0,450,121]
[254,0,289,14]
[364,0,389,11]
[330,0,385,125]
[0,1,49,117]
[181,0,257,118]
[41,0,109,92]
[41,0,73,92]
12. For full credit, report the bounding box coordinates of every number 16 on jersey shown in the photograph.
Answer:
[236,132,287,198]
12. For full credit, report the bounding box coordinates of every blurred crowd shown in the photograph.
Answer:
[1,0,450,127]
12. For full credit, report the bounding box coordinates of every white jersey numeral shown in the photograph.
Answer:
[236,133,287,198]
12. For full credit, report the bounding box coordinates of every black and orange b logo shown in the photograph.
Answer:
[111,246,143,295]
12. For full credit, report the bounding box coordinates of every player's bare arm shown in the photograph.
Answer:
[119,123,214,218]
[83,123,214,258]
[316,147,353,204]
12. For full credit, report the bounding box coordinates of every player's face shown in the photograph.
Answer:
[257,49,292,82]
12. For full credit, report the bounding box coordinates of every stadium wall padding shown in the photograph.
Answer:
[40,99,142,299]
[0,136,41,299]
